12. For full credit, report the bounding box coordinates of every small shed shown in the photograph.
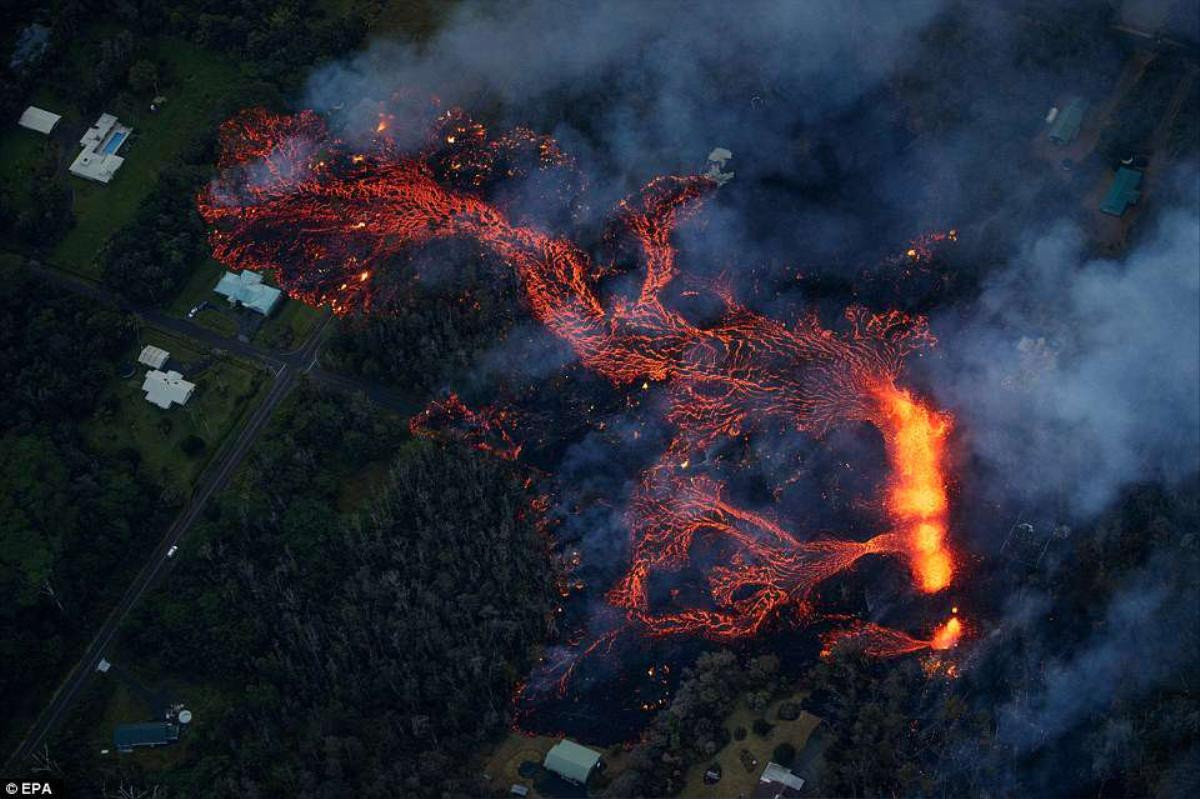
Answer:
[1100,167,1142,216]
[543,738,602,785]
[509,785,529,797]
[17,106,61,135]
[114,722,179,753]
[1048,97,1087,145]
[137,345,169,369]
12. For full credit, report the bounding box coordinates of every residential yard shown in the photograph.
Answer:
[51,38,248,278]
[255,295,322,351]
[57,663,231,774]
[82,327,267,498]
[165,258,224,318]
[480,731,564,797]
[475,691,821,798]
[680,692,822,799]
[0,126,50,211]
[167,258,322,350]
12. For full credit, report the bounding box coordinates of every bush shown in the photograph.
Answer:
[733,725,747,741]
[772,742,796,766]
[752,718,773,738]
[179,434,206,457]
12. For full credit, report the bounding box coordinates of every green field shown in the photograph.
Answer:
[254,293,323,351]
[0,127,50,211]
[51,39,248,278]
[82,327,267,498]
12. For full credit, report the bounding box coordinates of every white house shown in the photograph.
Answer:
[137,345,170,369]
[17,105,61,135]
[214,270,282,315]
[69,113,132,183]
[141,369,195,409]
[755,762,806,798]
[543,739,601,785]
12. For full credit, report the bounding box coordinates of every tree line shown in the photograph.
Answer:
[50,383,557,798]
[0,261,171,755]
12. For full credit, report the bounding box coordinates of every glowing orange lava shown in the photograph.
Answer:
[822,614,964,658]
[198,107,960,659]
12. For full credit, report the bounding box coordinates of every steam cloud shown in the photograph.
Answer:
[932,176,1200,518]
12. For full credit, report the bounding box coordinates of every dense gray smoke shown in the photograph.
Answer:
[305,0,944,196]
[932,175,1200,518]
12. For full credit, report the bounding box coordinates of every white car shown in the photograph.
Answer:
[167,545,178,558]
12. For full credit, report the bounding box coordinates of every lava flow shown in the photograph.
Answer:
[199,107,961,662]
[821,615,964,658]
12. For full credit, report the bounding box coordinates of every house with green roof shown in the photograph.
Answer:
[1100,168,1142,216]
[214,270,282,315]
[543,738,602,785]
[1048,97,1088,145]
[114,722,179,753]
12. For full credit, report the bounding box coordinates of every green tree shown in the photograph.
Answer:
[127,59,158,95]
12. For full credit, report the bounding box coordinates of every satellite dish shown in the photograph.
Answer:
[178,709,193,724]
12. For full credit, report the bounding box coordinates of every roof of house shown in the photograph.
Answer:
[214,270,282,315]
[142,369,195,409]
[113,722,179,751]
[753,762,806,798]
[69,114,130,183]
[138,345,169,369]
[17,106,61,134]
[1048,97,1088,144]
[80,113,118,147]
[543,739,602,784]
[1100,167,1143,216]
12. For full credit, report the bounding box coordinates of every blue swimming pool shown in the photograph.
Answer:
[102,130,127,155]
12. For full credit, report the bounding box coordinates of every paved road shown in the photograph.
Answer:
[26,262,417,416]
[2,264,416,771]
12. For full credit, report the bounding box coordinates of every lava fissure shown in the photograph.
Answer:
[199,107,961,662]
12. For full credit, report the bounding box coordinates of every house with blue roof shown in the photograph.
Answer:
[114,722,179,753]
[1100,168,1142,216]
[214,270,282,315]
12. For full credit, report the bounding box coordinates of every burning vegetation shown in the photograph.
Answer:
[199,106,964,694]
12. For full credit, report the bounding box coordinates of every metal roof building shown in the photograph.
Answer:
[1100,167,1142,216]
[137,345,169,369]
[114,722,179,753]
[141,369,195,409]
[543,738,601,785]
[1048,97,1088,145]
[754,761,806,798]
[17,105,61,135]
[214,270,282,315]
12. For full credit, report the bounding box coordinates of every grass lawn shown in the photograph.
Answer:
[254,293,322,351]
[53,663,232,775]
[681,692,822,799]
[0,126,51,210]
[165,258,224,316]
[167,258,322,350]
[51,38,247,278]
[480,731,563,798]
[82,326,267,498]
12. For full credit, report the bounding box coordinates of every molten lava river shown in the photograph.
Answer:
[199,107,964,725]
